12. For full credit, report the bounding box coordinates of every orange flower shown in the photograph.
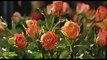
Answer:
[96,29,107,46]
[14,34,27,48]
[29,12,43,21]
[41,31,58,50]
[76,3,90,14]
[61,21,79,39]
[96,17,107,29]
[26,20,38,29]
[95,6,107,21]
[26,20,40,38]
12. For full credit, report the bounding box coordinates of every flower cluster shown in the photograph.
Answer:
[0,1,106,59]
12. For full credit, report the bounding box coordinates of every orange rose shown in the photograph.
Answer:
[14,34,27,48]
[41,31,58,50]
[26,20,40,38]
[96,29,107,46]
[26,20,38,29]
[61,21,79,39]
[76,3,90,14]
[95,6,107,21]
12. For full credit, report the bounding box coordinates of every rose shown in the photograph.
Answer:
[14,34,27,48]
[11,11,23,23]
[29,12,43,21]
[76,3,90,14]
[26,20,40,38]
[47,1,63,16]
[95,6,107,21]
[26,20,39,29]
[96,29,107,46]
[40,31,58,50]
[46,1,70,16]
[61,21,79,39]
[63,2,70,13]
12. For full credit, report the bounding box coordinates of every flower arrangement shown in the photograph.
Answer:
[0,1,106,59]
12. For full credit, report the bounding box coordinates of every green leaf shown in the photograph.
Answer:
[75,35,84,45]
[27,42,37,50]
[45,15,55,31]
[3,52,18,58]
[32,51,42,58]
[86,28,95,43]
[8,37,14,45]
[38,20,44,26]
[59,50,70,59]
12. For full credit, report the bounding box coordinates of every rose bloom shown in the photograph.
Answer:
[26,20,40,38]
[47,1,70,16]
[96,29,107,46]
[96,17,107,29]
[29,12,43,21]
[95,6,107,21]
[11,11,23,22]
[47,1,63,16]
[26,20,39,29]
[61,21,79,39]
[76,3,90,14]
[14,34,27,48]
[41,31,58,50]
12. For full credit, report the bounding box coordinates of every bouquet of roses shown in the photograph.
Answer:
[0,1,106,59]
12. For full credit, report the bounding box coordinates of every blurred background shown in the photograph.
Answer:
[0,1,107,29]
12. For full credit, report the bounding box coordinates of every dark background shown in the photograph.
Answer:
[0,1,107,29]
